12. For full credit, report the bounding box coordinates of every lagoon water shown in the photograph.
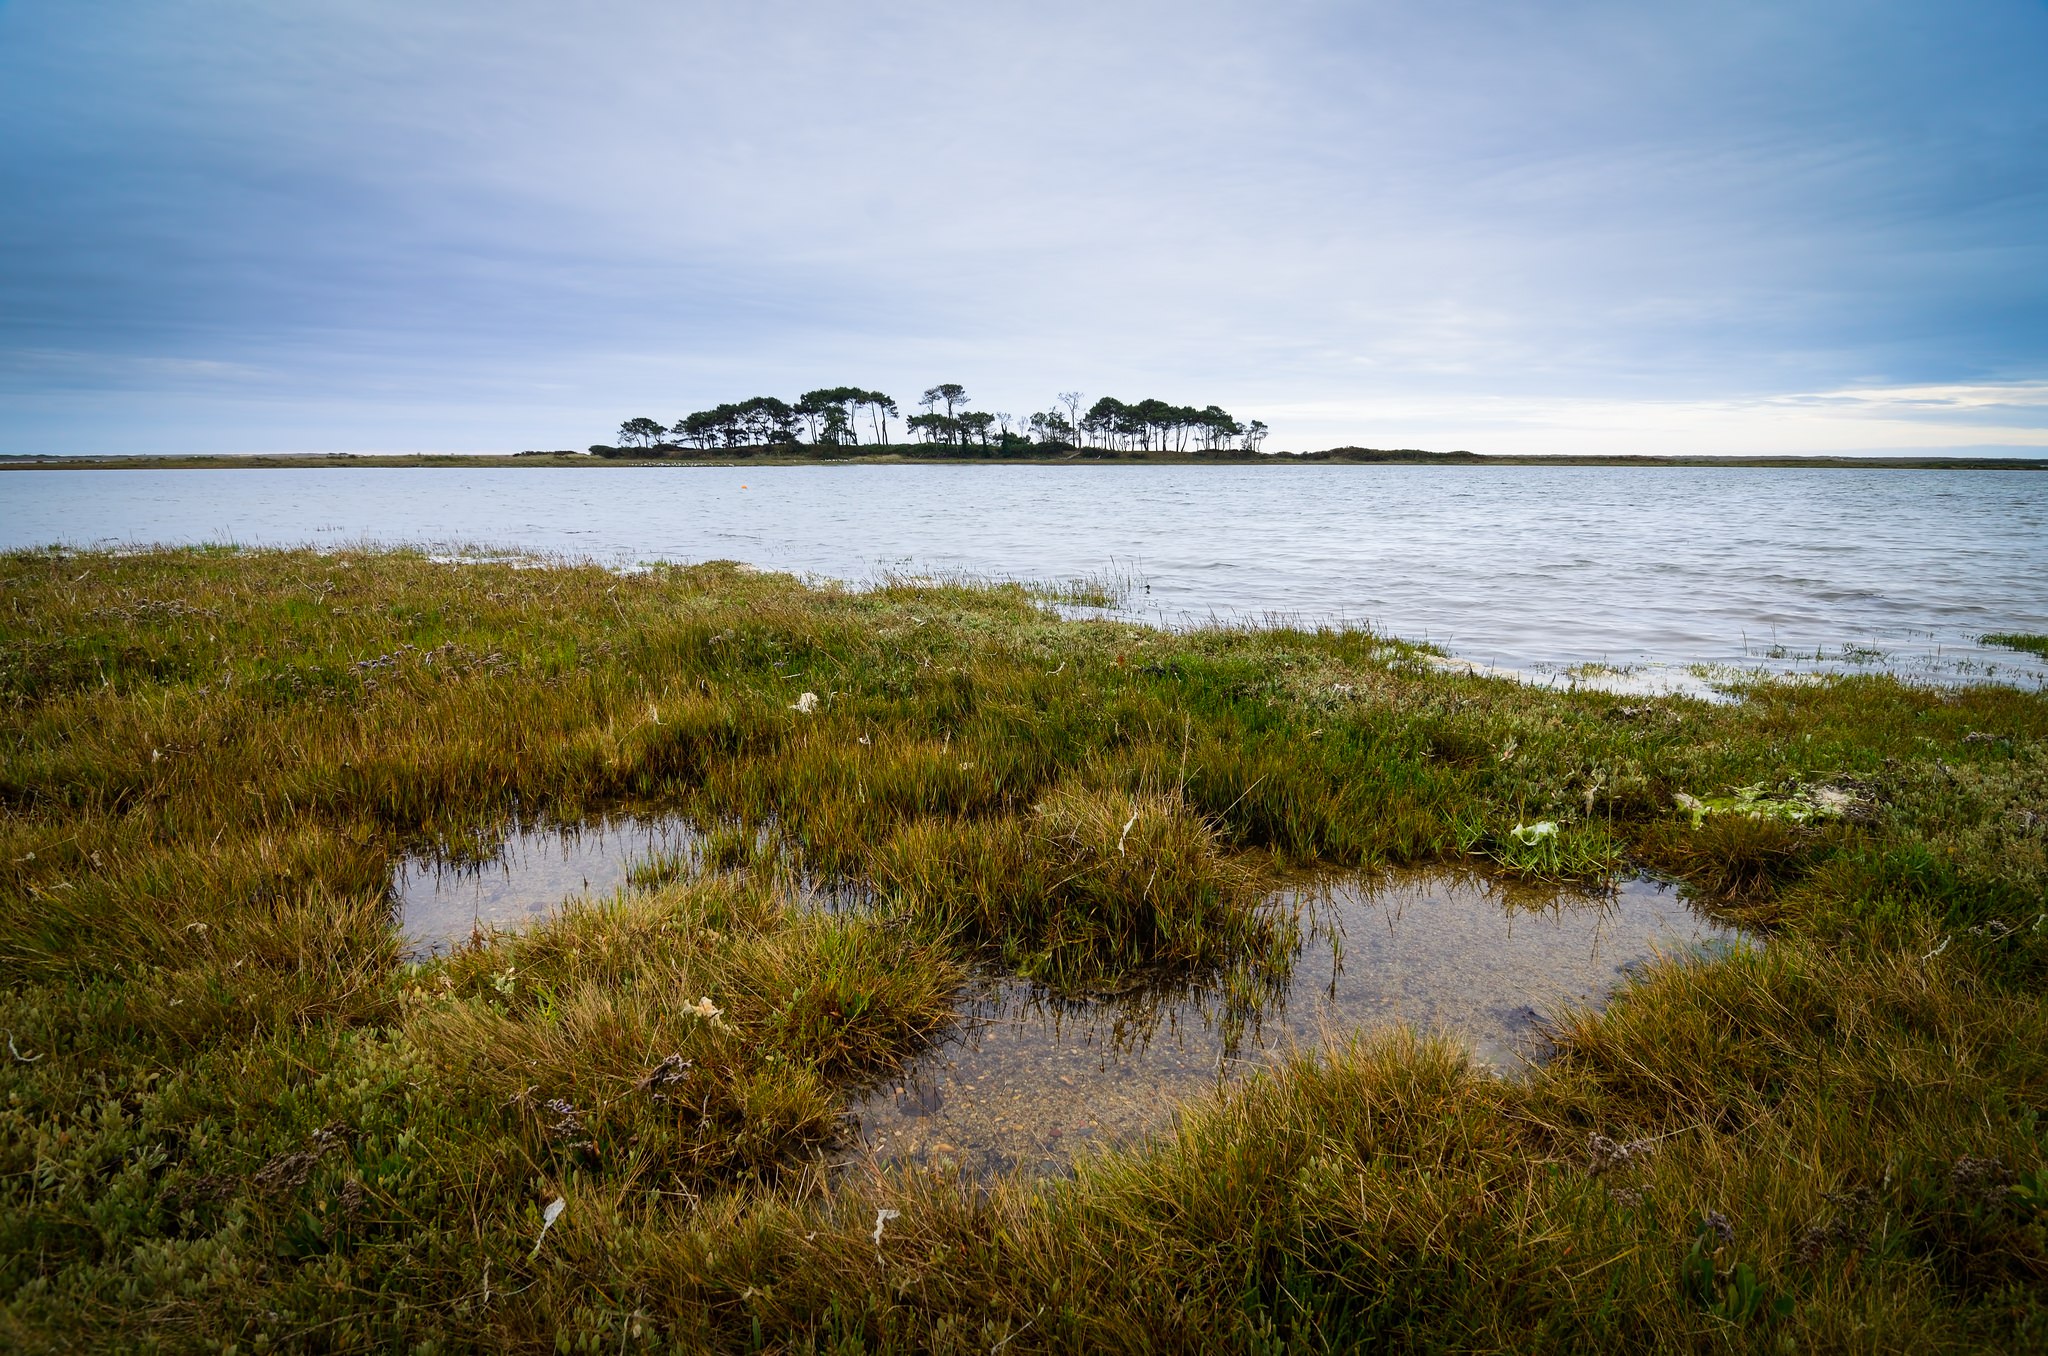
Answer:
[6,463,2046,686]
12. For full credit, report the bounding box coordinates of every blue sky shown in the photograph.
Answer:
[2,1,2045,456]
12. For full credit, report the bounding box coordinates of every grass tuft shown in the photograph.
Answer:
[1981,631,2048,658]
[874,786,1269,984]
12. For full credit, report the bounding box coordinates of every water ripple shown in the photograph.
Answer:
[9,463,2046,687]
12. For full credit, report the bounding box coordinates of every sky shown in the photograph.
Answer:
[2,0,2045,457]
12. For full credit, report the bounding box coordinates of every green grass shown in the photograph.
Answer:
[1983,632,2048,659]
[2,545,2045,1351]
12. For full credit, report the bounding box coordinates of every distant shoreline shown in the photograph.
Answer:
[3,447,2045,471]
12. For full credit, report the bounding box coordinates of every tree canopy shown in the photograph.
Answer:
[1078,398,1265,454]
[602,385,1269,456]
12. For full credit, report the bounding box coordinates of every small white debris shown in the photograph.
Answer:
[790,691,820,714]
[529,1197,566,1259]
[871,1207,900,1246]
[1807,786,1857,814]
[1922,935,1950,961]
[7,1032,42,1064]
[1508,821,1559,845]
[1116,812,1139,855]
[1588,1132,1658,1172]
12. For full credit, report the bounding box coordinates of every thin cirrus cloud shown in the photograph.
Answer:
[0,0,2043,456]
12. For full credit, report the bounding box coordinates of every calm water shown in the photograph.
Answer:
[6,464,2046,685]
[390,820,1742,1175]
[849,873,1745,1175]
[392,814,706,956]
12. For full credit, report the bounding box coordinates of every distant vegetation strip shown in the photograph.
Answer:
[8,449,2048,470]
[604,383,1270,457]
[1983,633,2048,659]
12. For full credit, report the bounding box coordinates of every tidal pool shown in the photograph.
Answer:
[392,820,1749,1179]
[391,814,703,955]
[847,873,1748,1177]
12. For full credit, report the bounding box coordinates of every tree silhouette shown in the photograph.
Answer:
[905,412,954,444]
[1028,410,1073,447]
[618,417,665,448]
[921,384,967,421]
[631,385,1263,455]
[958,411,995,447]
[818,405,852,445]
[1058,391,1085,442]
[861,391,899,444]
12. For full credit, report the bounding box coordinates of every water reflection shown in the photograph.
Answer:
[391,814,701,955]
[393,822,1753,1178]
[848,873,1747,1176]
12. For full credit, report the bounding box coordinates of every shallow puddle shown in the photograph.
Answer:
[848,873,1747,1176]
[392,823,1749,1179]
[391,814,701,955]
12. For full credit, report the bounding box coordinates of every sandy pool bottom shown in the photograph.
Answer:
[848,873,1745,1176]
[389,822,1746,1179]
